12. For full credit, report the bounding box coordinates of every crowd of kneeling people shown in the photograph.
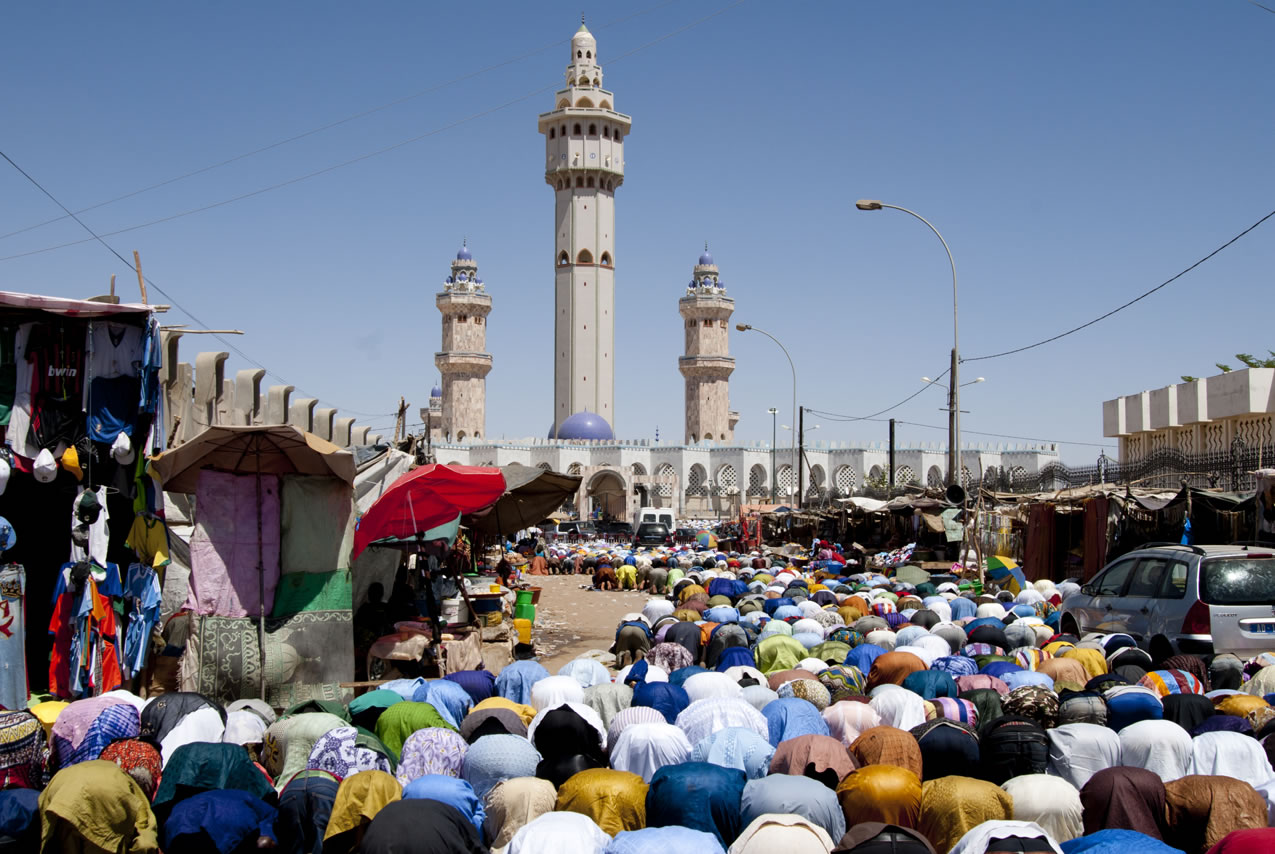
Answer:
[7,551,1275,853]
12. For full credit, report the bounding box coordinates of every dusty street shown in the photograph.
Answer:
[526,574,659,673]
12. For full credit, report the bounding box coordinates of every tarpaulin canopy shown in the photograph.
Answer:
[0,290,155,317]
[150,425,356,495]
[352,463,506,558]
[462,463,581,537]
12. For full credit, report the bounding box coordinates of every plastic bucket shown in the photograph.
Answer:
[515,590,535,608]
[514,602,536,624]
[441,598,466,624]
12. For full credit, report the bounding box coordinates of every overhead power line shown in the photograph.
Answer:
[0,0,747,263]
[0,0,682,244]
[0,148,393,418]
[807,367,951,424]
[964,207,1275,363]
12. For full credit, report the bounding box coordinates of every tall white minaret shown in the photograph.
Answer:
[539,18,631,437]
[435,242,492,441]
[680,246,737,443]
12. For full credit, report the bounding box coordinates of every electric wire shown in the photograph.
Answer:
[0,0,681,243]
[0,148,394,417]
[964,207,1275,362]
[0,0,748,263]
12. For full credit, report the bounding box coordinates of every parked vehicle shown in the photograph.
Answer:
[635,506,675,530]
[598,520,634,539]
[1059,543,1275,658]
[556,520,597,540]
[674,527,697,544]
[634,522,674,548]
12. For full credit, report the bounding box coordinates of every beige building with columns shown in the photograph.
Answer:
[434,242,492,441]
[680,247,739,443]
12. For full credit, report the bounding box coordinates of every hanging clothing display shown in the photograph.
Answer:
[122,563,161,679]
[0,564,26,710]
[126,514,171,572]
[48,562,123,699]
[25,320,87,451]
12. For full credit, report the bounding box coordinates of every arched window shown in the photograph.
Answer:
[588,123,597,136]
[835,466,858,494]
[456,430,466,441]
[576,97,594,108]
[586,50,591,59]
[576,50,582,58]
[577,76,590,86]
[556,99,569,109]
[549,128,556,139]
[573,123,581,135]
[748,465,768,496]
[599,252,612,266]
[586,176,595,188]
[575,176,584,187]
[600,99,612,110]
[715,464,738,495]
[603,127,610,138]
[577,249,593,264]
[556,179,564,190]
[655,463,676,497]
[927,466,945,488]
[561,125,566,135]
[687,464,708,497]
[592,78,599,87]
[557,251,570,266]
[614,132,622,143]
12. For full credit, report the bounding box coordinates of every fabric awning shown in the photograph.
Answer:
[149,425,356,494]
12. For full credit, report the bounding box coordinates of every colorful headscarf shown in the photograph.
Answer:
[395,728,468,785]
[99,738,163,799]
[0,711,45,789]
[306,726,394,780]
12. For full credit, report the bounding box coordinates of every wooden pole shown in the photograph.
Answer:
[133,251,148,304]
[109,274,115,297]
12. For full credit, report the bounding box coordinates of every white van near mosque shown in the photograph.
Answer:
[635,506,674,530]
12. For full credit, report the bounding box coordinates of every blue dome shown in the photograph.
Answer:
[430,385,442,398]
[548,411,614,440]
[698,250,714,265]
[456,244,472,261]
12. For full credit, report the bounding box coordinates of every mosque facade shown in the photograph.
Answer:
[426,20,1058,519]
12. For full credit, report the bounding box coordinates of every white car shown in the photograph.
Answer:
[1059,543,1275,659]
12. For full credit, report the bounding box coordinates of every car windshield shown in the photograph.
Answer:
[1200,556,1275,605]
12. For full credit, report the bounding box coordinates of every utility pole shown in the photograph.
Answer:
[889,418,896,492]
[797,405,804,510]
[949,347,959,486]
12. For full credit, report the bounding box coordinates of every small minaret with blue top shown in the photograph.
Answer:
[679,245,737,444]
[435,241,492,441]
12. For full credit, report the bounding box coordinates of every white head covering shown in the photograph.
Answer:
[507,812,611,854]
[949,820,1062,854]
[1118,719,1193,782]
[1190,730,1275,787]
[558,657,612,689]
[530,675,586,711]
[1002,774,1083,843]
[741,685,779,712]
[614,664,668,685]
[728,813,834,854]
[606,706,667,750]
[723,665,767,687]
[791,618,825,638]
[822,702,882,747]
[892,644,940,668]
[865,630,896,651]
[796,658,830,675]
[976,602,1007,619]
[153,704,226,766]
[868,685,926,731]
[1046,723,1122,790]
[222,710,268,746]
[675,697,770,746]
[642,599,675,624]
[683,671,744,704]
[607,722,692,782]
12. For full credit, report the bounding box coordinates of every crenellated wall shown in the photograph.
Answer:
[161,330,385,448]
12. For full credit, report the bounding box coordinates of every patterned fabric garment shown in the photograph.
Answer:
[395,728,468,785]
[0,710,45,789]
[54,700,141,770]
[818,665,866,700]
[99,738,164,799]
[306,726,393,780]
[1002,685,1060,729]
[647,643,694,673]
[777,679,831,711]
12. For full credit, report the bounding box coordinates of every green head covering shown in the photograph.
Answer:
[284,699,350,721]
[374,702,455,760]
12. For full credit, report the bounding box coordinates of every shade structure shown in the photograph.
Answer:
[463,463,582,538]
[352,463,507,559]
[986,556,1027,594]
[149,425,356,495]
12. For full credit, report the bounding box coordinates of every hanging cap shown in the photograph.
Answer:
[75,490,101,525]
[62,446,83,481]
[33,449,57,484]
[111,432,134,465]
[0,458,10,496]
[0,517,14,552]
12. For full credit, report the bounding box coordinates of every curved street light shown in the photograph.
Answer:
[857,200,962,485]
[737,323,798,505]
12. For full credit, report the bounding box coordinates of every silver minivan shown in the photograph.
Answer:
[1059,544,1275,658]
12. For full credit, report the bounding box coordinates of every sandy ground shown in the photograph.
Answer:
[527,575,659,673]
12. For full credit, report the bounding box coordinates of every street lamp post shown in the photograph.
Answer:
[737,323,798,506]
[767,407,778,503]
[856,200,961,486]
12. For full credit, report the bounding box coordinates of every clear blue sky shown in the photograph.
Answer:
[2,2,1271,461]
